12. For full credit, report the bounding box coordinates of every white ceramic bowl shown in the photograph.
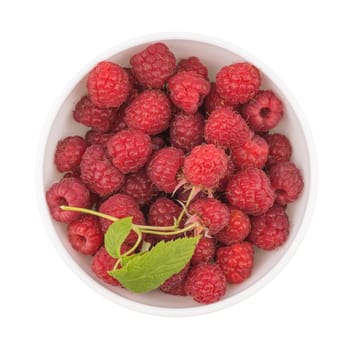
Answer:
[37,33,317,316]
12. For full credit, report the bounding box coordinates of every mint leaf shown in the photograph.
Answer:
[104,217,133,259]
[108,235,201,293]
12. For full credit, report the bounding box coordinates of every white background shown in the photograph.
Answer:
[0,1,349,349]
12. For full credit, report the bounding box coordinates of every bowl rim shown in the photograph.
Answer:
[36,32,318,317]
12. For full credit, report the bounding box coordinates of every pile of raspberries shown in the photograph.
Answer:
[46,42,304,305]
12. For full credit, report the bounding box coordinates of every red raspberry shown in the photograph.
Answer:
[85,130,114,146]
[216,159,235,192]
[151,136,165,152]
[80,145,125,197]
[189,198,230,235]
[177,56,209,79]
[190,236,216,265]
[91,246,119,286]
[183,144,228,190]
[264,133,292,167]
[216,209,251,245]
[46,177,90,224]
[130,43,176,88]
[170,112,204,152]
[168,71,210,114]
[231,134,269,169]
[107,129,152,174]
[110,105,128,133]
[204,108,250,149]
[184,263,226,304]
[161,282,186,296]
[216,62,261,104]
[216,242,254,283]
[125,90,171,135]
[268,161,304,205]
[54,136,87,173]
[226,168,275,216]
[242,90,283,132]
[147,147,184,193]
[87,61,130,109]
[248,204,289,250]
[160,263,190,293]
[204,83,238,114]
[67,215,103,255]
[124,67,143,89]
[176,187,207,203]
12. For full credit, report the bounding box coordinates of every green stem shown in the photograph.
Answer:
[60,205,119,222]
[176,186,197,226]
[140,222,198,236]
[125,227,143,256]
[136,224,176,232]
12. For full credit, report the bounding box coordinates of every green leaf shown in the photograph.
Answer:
[108,235,201,293]
[104,217,133,259]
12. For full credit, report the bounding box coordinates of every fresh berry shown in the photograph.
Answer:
[216,159,235,192]
[176,187,207,203]
[268,161,304,205]
[161,282,187,296]
[80,145,125,197]
[85,130,114,146]
[216,209,251,245]
[190,236,216,265]
[248,204,289,250]
[54,136,87,173]
[124,67,142,89]
[264,133,292,167]
[183,144,228,190]
[184,263,226,304]
[160,263,190,293]
[46,177,90,223]
[107,129,152,174]
[147,147,184,193]
[204,108,250,149]
[151,136,166,152]
[110,105,128,133]
[226,168,275,216]
[170,112,204,152]
[168,71,210,114]
[130,43,176,88]
[242,90,283,132]
[177,56,208,79]
[67,215,103,255]
[204,82,238,114]
[87,61,130,108]
[216,242,254,283]
[216,62,261,104]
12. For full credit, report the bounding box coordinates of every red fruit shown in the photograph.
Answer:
[216,242,254,283]
[85,130,114,146]
[87,61,130,108]
[268,161,304,205]
[177,56,208,79]
[264,133,292,167]
[80,145,125,197]
[226,168,275,216]
[176,187,207,203]
[216,62,261,104]
[67,215,103,255]
[204,83,238,114]
[170,112,204,152]
[46,177,90,224]
[168,71,210,114]
[160,263,190,293]
[130,43,176,88]
[216,159,235,192]
[184,263,226,304]
[191,236,216,265]
[54,136,87,173]
[183,144,228,190]
[125,90,171,135]
[107,129,152,174]
[91,247,119,286]
[161,282,187,296]
[151,136,166,152]
[248,204,289,250]
[216,209,251,245]
[204,108,250,149]
[110,105,128,133]
[147,147,184,193]
[242,90,283,132]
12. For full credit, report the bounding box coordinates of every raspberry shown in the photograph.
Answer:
[183,144,228,190]
[46,177,90,224]
[241,90,283,132]
[168,71,210,114]
[268,161,304,205]
[151,136,166,152]
[231,134,269,169]
[110,105,128,133]
[107,129,152,174]
[264,133,292,167]
[216,159,235,192]
[87,61,130,109]
[161,282,187,296]
[204,83,238,114]
[204,108,250,149]
[216,242,254,283]
[176,187,207,203]
[160,263,190,293]
[54,136,87,173]
[248,204,289,250]
[226,168,275,216]
[216,209,251,245]
[125,90,171,135]
[130,43,176,88]
[177,56,208,79]
[80,145,125,197]
[190,236,216,265]
[67,215,103,255]
[216,62,261,104]
[124,67,142,89]
[73,96,116,132]
[85,130,114,146]
[189,198,230,235]
[147,147,184,193]
[184,263,226,304]
[170,112,204,152]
